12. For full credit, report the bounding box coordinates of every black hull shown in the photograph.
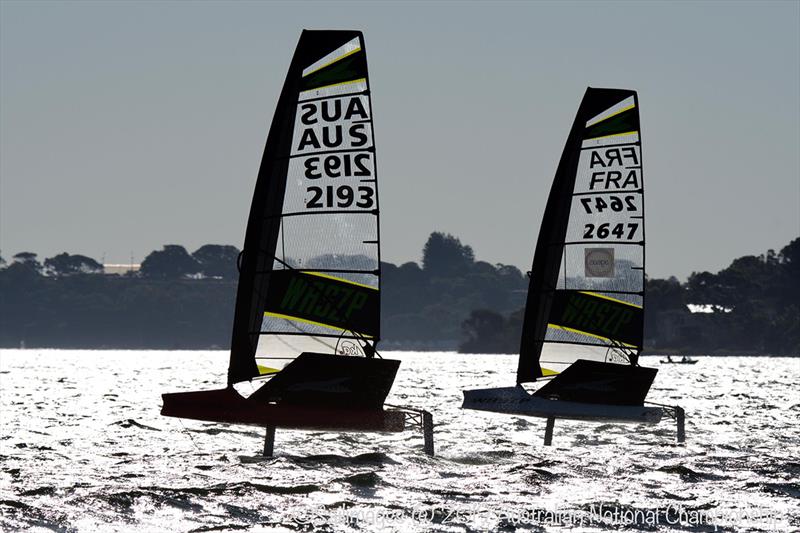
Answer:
[249,352,400,408]
[162,352,404,432]
[533,359,657,406]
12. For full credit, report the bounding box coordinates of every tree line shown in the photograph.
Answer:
[1,235,797,355]
[0,234,526,350]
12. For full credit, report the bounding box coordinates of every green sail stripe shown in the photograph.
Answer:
[584,108,639,139]
[299,53,367,92]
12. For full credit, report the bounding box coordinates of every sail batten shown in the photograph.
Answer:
[517,88,645,383]
[228,31,380,385]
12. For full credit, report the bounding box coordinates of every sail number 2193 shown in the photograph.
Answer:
[307,185,375,209]
[304,154,371,179]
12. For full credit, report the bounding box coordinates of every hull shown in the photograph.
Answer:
[162,352,405,432]
[250,352,400,408]
[660,360,698,365]
[462,386,662,424]
[162,387,405,432]
[532,360,658,405]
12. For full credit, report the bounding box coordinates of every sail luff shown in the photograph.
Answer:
[517,92,589,383]
[228,38,304,385]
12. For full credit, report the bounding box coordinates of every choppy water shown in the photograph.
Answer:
[1,350,798,532]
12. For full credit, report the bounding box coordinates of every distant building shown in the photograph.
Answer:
[103,263,140,276]
[687,303,732,314]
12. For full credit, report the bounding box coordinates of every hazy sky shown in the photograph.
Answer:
[1,1,798,279]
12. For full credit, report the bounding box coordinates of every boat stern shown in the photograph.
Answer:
[462,386,530,413]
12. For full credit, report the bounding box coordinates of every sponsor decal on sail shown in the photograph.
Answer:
[585,248,615,278]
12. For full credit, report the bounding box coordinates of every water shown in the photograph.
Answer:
[1,350,798,532]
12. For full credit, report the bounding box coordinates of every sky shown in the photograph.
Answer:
[1,1,798,280]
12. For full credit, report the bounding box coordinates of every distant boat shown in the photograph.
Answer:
[660,357,699,365]
[162,30,433,456]
[463,88,685,445]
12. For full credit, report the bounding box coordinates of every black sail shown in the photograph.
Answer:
[517,88,644,383]
[228,31,380,384]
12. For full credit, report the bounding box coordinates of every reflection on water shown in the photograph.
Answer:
[1,350,798,531]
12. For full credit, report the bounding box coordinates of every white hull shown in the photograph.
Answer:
[462,386,663,424]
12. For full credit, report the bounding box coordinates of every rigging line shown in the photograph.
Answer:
[281,147,375,160]
[571,189,642,197]
[294,89,369,105]
[580,141,640,151]
[563,240,644,246]
[265,210,379,220]
[536,339,638,349]
[254,267,379,275]
[251,330,367,339]
[534,288,644,296]
[282,317,338,351]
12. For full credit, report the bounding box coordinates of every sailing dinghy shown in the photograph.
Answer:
[162,30,433,456]
[463,88,685,445]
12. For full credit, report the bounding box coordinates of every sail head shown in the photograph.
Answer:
[518,88,644,383]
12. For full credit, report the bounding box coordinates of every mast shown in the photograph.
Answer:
[517,88,645,383]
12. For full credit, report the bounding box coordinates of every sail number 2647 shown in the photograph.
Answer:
[580,195,637,214]
[583,222,639,240]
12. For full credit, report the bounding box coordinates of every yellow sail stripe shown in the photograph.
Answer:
[584,130,639,142]
[301,270,378,291]
[547,323,637,348]
[263,311,373,338]
[302,47,362,78]
[256,364,280,375]
[578,291,642,309]
[301,77,367,94]
[586,103,635,128]
[541,367,559,376]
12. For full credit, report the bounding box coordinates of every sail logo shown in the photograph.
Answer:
[549,291,642,348]
[264,271,379,337]
[585,248,614,277]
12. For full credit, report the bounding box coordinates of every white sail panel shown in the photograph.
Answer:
[538,343,631,375]
[582,131,640,148]
[299,79,368,102]
[585,96,635,127]
[302,37,361,78]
